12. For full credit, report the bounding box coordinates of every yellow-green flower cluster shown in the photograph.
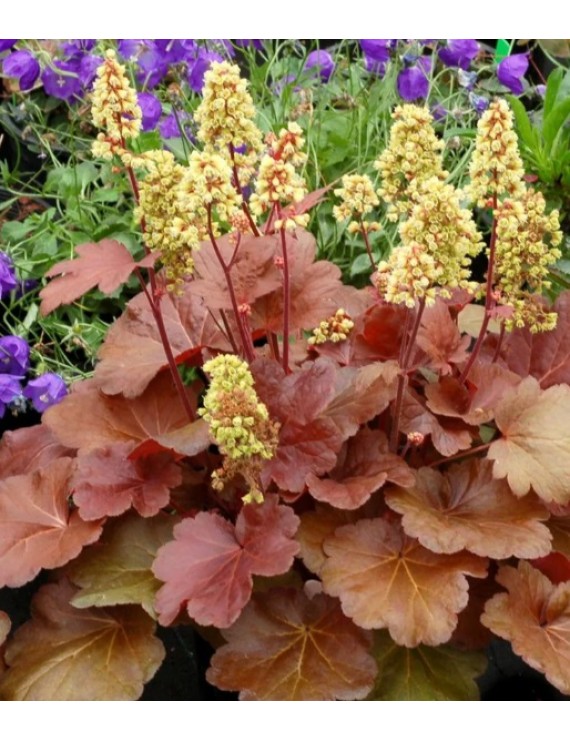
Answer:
[250,122,309,231]
[377,177,484,307]
[333,174,381,235]
[194,61,263,182]
[91,49,142,162]
[374,105,447,221]
[199,354,279,504]
[135,150,201,291]
[376,244,439,308]
[185,150,242,223]
[466,99,525,207]
[494,190,562,332]
[307,309,355,345]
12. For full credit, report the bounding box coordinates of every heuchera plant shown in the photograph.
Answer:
[1,51,570,701]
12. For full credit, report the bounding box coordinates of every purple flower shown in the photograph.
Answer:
[2,50,40,91]
[438,39,479,70]
[0,40,18,53]
[469,92,490,115]
[0,252,17,298]
[536,84,547,98]
[0,375,22,417]
[79,54,103,89]
[41,60,82,101]
[60,39,96,58]
[24,373,67,413]
[15,278,38,298]
[457,69,477,90]
[359,39,391,63]
[431,103,447,121]
[305,50,335,82]
[497,53,529,95]
[187,49,223,93]
[117,40,168,88]
[138,92,162,131]
[234,39,264,51]
[0,336,30,376]
[397,65,429,101]
[159,110,192,140]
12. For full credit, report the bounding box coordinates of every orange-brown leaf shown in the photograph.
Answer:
[385,460,551,559]
[488,376,570,504]
[400,389,474,456]
[482,561,570,696]
[417,301,470,375]
[206,588,377,700]
[0,458,103,587]
[321,518,487,647]
[0,425,73,477]
[0,580,165,700]
[153,495,299,628]
[307,428,414,510]
[40,239,152,316]
[297,506,361,576]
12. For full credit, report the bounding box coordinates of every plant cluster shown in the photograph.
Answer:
[1,44,570,702]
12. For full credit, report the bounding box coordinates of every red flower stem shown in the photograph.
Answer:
[229,143,260,237]
[459,196,498,384]
[120,144,194,423]
[427,441,492,468]
[218,309,240,354]
[360,219,376,270]
[206,205,254,363]
[492,322,506,364]
[390,299,426,454]
[133,268,195,423]
[268,331,281,362]
[279,223,292,374]
[228,232,242,269]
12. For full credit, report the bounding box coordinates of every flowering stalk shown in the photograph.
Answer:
[389,299,426,453]
[279,222,292,374]
[229,143,260,237]
[206,205,254,363]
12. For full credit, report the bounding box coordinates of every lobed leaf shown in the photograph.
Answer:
[488,376,570,504]
[0,458,103,588]
[416,301,470,375]
[0,580,165,700]
[385,460,551,559]
[39,239,154,316]
[482,561,570,696]
[68,512,178,618]
[0,425,73,477]
[367,630,486,701]
[321,518,487,647]
[153,495,299,628]
[207,588,377,700]
[71,442,182,520]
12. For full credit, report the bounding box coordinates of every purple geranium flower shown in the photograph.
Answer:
[438,39,479,70]
[431,103,447,121]
[0,336,30,376]
[305,50,335,81]
[187,48,223,93]
[397,64,429,101]
[159,110,193,140]
[41,59,82,101]
[79,54,103,89]
[469,92,490,115]
[3,50,40,91]
[234,39,264,51]
[360,39,391,63]
[24,372,67,413]
[60,39,96,58]
[497,53,529,95]
[0,40,18,53]
[138,92,162,131]
[0,252,17,298]
[0,374,22,417]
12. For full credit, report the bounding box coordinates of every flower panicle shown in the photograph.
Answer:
[199,354,279,504]
[374,104,447,221]
[333,174,381,235]
[91,49,142,162]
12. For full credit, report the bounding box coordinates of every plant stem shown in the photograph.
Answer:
[390,299,426,454]
[279,224,292,374]
[133,268,195,423]
[206,205,254,363]
[360,218,376,270]
[229,143,260,237]
[491,322,506,364]
[459,196,498,384]
[427,441,492,468]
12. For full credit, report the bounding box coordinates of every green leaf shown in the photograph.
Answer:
[506,95,537,151]
[544,68,565,118]
[543,98,570,149]
[350,252,377,277]
[367,631,486,701]
[1,221,32,243]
